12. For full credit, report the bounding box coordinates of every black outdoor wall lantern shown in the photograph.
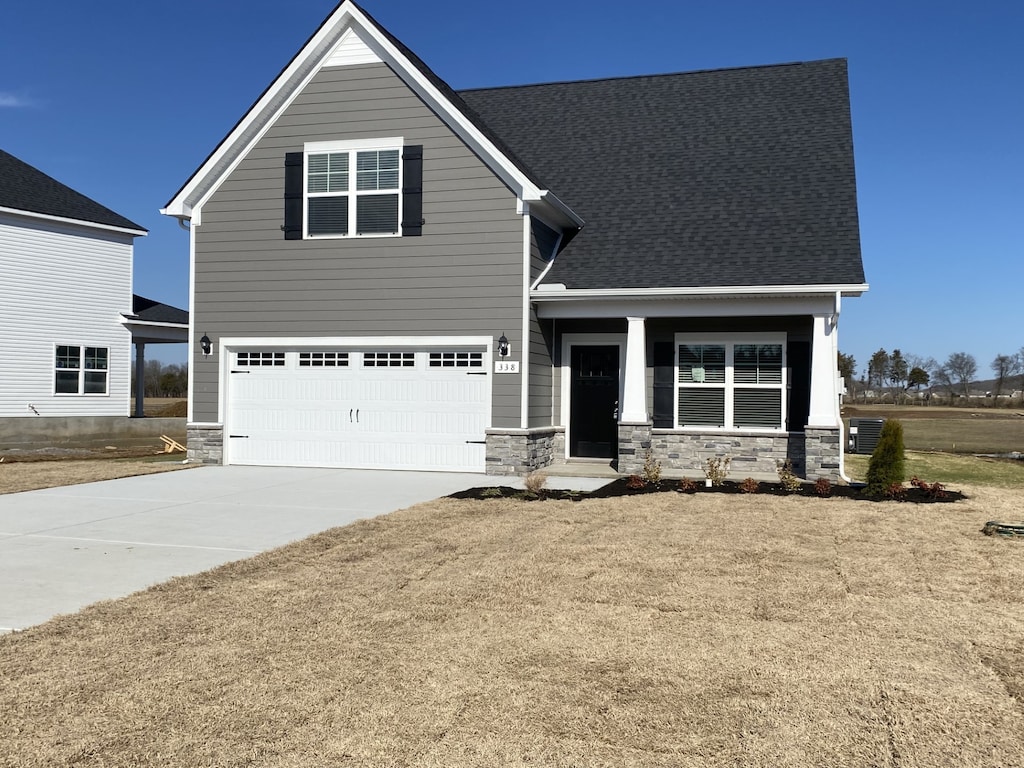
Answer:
[497,333,509,358]
[200,333,213,358]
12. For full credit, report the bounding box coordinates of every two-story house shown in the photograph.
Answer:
[162,1,866,478]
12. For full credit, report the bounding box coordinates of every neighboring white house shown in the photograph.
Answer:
[0,148,150,418]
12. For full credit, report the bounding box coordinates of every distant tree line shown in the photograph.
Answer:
[130,360,188,398]
[838,348,1024,405]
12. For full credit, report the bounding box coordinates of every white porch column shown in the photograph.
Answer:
[621,316,648,423]
[807,313,840,427]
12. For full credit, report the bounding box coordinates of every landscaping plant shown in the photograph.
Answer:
[642,449,662,484]
[703,456,731,486]
[865,419,906,496]
[776,459,802,492]
[739,477,760,494]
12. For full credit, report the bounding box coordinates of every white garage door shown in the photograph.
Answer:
[226,346,489,472]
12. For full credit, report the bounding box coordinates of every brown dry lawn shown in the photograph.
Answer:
[2,484,1023,766]
[0,454,189,495]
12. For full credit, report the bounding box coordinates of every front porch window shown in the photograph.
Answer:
[676,334,786,430]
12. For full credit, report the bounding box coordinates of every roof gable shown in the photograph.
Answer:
[0,149,145,234]
[162,0,579,228]
[460,61,865,290]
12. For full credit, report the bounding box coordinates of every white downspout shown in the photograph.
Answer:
[833,291,853,483]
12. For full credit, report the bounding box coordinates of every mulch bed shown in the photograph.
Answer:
[449,477,966,503]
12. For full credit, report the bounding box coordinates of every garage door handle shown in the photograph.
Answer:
[229,435,249,439]
[355,409,360,422]
[467,372,487,376]
[231,370,250,374]
[465,440,486,444]
[349,409,353,422]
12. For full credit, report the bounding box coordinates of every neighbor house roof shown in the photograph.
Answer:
[128,295,189,326]
[460,60,864,290]
[0,149,146,234]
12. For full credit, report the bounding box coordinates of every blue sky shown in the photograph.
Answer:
[2,0,1021,376]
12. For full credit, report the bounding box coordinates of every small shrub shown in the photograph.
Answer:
[626,474,646,489]
[814,477,832,498]
[865,419,905,496]
[910,476,948,500]
[883,482,906,501]
[703,456,731,487]
[523,471,547,494]
[677,477,698,493]
[642,449,662,484]
[740,477,760,494]
[481,487,504,498]
[776,459,802,492]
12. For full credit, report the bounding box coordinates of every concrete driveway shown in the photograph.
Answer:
[0,466,608,633]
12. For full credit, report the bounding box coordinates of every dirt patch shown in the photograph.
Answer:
[1,487,1022,766]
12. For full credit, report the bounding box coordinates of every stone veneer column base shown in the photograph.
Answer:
[617,422,653,475]
[186,424,224,465]
[804,427,842,481]
[485,427,561,476]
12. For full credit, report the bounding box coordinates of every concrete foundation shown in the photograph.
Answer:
[0,416,186,451]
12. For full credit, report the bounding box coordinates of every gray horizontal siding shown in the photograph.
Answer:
[193,62,525,427]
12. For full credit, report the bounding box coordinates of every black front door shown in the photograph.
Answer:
[570,345,619,459]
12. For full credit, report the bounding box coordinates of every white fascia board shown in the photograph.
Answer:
[0,206,147,237]
[163,6,361,221]
[532,283,869,301]
[534,292,855,320]
[162,1,584,229]
[120,318,190,331]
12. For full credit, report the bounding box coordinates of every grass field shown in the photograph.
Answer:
[1,485,1022,766]
[844,405,1024,455]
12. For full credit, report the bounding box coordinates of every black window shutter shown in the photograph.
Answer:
[283,152,304,240]
[652,341,675,428]
[401,144,423,236]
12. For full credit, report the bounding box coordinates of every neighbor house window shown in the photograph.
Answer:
[675,335,785,430]
[305,138,401,237]
[55,345,108,395]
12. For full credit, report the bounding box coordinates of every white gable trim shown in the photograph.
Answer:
[162,1,582,229]
[0,205,146,238]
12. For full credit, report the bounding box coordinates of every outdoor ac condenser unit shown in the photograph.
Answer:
[848,418,885,455]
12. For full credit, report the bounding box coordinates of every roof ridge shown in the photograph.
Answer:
[458,58,845,94]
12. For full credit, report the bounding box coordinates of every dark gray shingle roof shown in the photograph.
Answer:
[459,60,864,290]
[129,295,189,325]
[0,149,145,233]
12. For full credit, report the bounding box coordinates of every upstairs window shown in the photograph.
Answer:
[676,335,786,430]
[304,139,402,237]
[55,345,108,395]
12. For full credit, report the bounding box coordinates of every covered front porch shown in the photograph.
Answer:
[487,288,856,481]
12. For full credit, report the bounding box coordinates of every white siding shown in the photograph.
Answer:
[0,212,134,417]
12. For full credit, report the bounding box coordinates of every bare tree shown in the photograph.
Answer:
[944,352,977,400]
[991,353,1022,399]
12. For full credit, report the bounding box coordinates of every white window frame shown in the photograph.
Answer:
[674,333,787,432]
[54,344,109,396]
[303,137,403,239]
